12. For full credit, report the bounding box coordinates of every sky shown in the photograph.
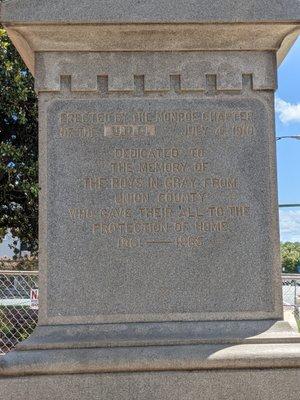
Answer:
[276,37,300,242]
[0,39,300,257]
[0,231,18,258]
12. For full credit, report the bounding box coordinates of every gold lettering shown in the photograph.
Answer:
[196,220,229,232]
[157,192,205,204]
[111,162,134,174]
[204,177,238,189]
[176,235,203,247]
[84,177,109,190]
[115,192,150,205]
[139,207,173,219]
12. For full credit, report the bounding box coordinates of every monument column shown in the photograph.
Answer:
[1,1,300,398]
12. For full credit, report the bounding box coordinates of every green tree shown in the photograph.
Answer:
[0,28,38,256]
[281,242,300,273]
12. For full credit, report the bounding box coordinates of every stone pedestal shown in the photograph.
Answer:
[1,1,300,398]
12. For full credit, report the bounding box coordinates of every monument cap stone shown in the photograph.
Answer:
[1,0,300,23]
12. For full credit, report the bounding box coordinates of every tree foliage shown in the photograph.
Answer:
[0,28,38,255]
[281,242,300,273]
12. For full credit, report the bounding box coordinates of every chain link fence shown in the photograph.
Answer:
[0,271,38,355]
[282,274,300,330]
[0,272,299,356]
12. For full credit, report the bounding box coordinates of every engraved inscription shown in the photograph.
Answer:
[59,110,256,140]
[57,103,259,249]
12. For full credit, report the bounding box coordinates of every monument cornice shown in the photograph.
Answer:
[1,23,299,75]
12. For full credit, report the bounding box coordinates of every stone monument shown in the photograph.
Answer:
[1,1,300,398]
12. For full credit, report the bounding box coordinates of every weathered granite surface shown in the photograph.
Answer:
[30,48,283,329]
[1,0,300,398]
[41,95,281,325]
[2,370,300,400]
[1,0,300,23]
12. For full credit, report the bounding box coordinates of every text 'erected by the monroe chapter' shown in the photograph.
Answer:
[59,107,255,249]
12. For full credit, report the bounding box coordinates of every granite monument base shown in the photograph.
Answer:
[1,369,300,400]
[1,321,300,399]
[1,347,300,399]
